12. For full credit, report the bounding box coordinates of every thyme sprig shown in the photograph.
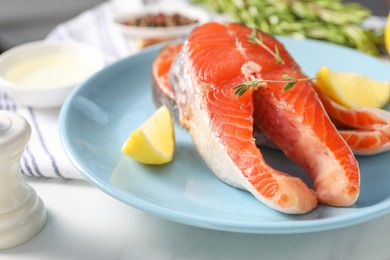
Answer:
[233,74,318,97]
[247,29,284,64]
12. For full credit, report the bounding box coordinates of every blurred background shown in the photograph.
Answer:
[345,0,389,16]
[0,0,389,52]
[0,0,106,51]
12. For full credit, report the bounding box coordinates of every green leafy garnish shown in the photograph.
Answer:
[281,74,297,91]
[274,46,282,64]
[233,74,318,97]
[247,29,284,64]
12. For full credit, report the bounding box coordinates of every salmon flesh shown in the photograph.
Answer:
[314,89,390,155]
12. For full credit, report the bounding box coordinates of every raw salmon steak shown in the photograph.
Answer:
[169,22,360,213]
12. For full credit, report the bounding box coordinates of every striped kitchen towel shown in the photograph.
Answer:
[46,0,143,63]
[0,0,203,178]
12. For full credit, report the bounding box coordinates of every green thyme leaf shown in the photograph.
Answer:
[282,74,296,81]
[283,82,295,91]
[275,46,282,63]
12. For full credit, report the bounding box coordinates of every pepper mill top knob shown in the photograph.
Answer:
[0,111,31,161]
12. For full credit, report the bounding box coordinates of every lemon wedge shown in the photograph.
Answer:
[385,12,390,55]
[315,67,390,108]
[121,105,175,165]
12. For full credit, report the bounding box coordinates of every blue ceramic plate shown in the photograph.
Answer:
[59,37,390,234]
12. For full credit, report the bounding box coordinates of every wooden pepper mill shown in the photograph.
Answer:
[0,110,46,249]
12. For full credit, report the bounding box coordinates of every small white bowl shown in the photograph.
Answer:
[0,41,105,108]
[113,2,210,40]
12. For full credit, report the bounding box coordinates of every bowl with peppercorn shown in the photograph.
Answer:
[113,2,210,49]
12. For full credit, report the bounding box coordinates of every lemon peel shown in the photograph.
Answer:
[315,67,390,109]
[121,105,175,165]
[385,12,390,56]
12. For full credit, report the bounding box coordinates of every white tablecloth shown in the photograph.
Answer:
[1,177,390,260]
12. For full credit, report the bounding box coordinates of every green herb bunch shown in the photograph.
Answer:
[192,0,384,56]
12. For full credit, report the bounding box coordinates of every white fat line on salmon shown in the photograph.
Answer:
[226,25,265,84]
[227,23,253,67]
[235,37,247,57]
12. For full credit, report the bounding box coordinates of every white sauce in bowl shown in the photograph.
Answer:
[4,52,99,88]
[0,41,104,108]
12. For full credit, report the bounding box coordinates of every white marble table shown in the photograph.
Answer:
[1,177,390,260]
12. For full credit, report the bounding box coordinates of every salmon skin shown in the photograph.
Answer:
[165,22,359,213]
[152,43,183,122]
